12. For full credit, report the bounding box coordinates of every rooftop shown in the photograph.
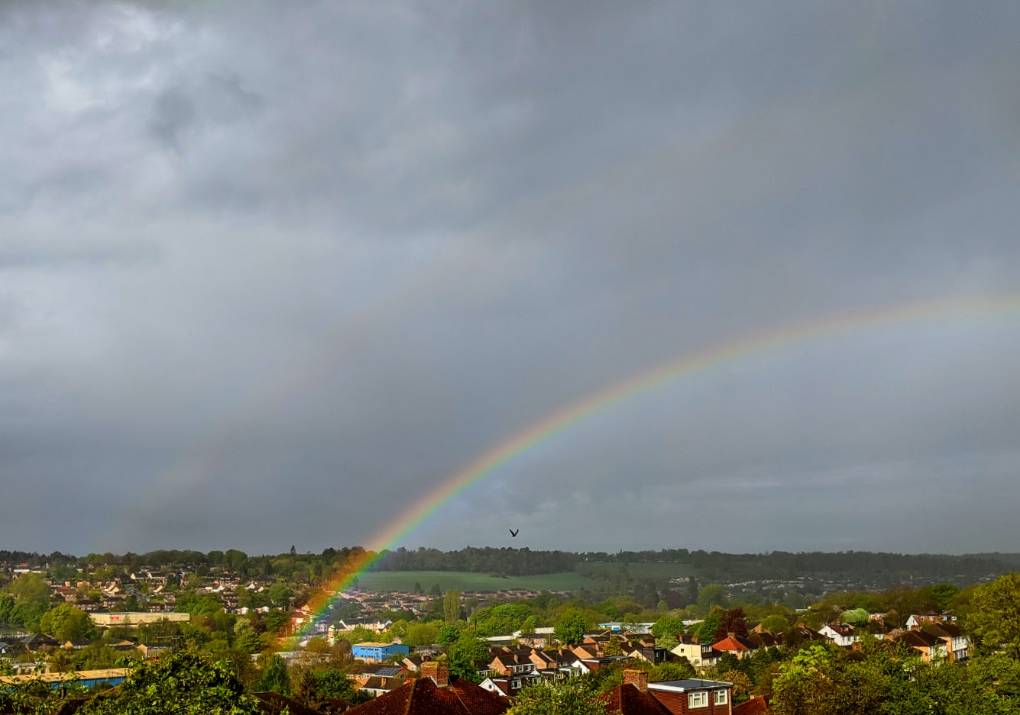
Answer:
[648,678,732,693]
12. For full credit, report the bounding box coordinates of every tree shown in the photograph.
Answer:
[437,623,461,646]
[696,584,725,614]
[506,677,607,715]
[267,582,293,608]
[80,650,260,714]
[967,573,1020,659]
[719,608,749,638]
[651,614,685,650]
[759,614,789,634]
[555,608,590,645]
[923,583,960,612]
[293,667,357,711]
[697,608,724,645]
[9,573,50,607]
[651,660,695,682]
[443,590,461,624]
[255,653,291,695]
[841,608,869,626]
[447,632,490,683]
[40,604,96,643]
[404,621,440,647]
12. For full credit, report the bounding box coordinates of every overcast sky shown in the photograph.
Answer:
[2,1,1019,555]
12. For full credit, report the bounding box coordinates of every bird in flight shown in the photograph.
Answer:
[509,528,519,538]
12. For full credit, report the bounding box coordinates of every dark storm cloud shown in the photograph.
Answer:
[1,1,1019,554]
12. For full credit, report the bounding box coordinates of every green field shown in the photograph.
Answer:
[355,570,595,593]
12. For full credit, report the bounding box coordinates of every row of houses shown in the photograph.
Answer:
[343,660,745,715]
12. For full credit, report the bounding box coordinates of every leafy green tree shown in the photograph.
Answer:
[40,604,97,643]
[651,615,685,641]
[0,593,15,625]
[771,644,835,715]
[651,660,695,681]
[293,667,357,710]
[447,632,490,683]
[404,621,440,647]
[555,608,590,645]
[841,607,869,626]
[923,583,960,613]
[506,677,608,715]
[696,608,723,644]
[255,653,291,695]
[80,650,260,714]
[267,582,293,609]
[443,590,461,624]
[9,573,50,607]
[759,614,789,634]
[966,573,1020,659]
[696,584,726,614]
[437,623,461,646]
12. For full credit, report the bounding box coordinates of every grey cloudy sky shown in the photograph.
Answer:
[2,1,1019,555]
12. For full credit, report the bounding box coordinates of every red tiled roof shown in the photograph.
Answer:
[601,683,671,715]
[712,635,750,652]
[733,695,771,715]
[346,677,508,715]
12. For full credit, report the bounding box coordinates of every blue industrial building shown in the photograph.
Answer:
[351,641,410,662]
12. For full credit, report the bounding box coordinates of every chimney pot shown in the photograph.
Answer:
[421,659,449,688]
[623,668,648,692]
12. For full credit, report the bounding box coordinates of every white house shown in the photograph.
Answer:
[819,624,857,647]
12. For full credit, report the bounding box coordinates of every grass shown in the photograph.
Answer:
[354,570,595,593]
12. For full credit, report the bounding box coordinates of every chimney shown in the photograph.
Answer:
[421,659,449,688]
[623,669,648,693]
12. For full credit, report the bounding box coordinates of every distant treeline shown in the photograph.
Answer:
[367,547,1009,582]
[0,547,368,581]
[2,547,1011,584]
[583,549,1007,582]
[371,546,578,575]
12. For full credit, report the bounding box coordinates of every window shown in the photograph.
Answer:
[688,691,708,708]
[715,689,729,704]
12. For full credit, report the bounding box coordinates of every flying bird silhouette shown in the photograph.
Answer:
[509,528,519,538]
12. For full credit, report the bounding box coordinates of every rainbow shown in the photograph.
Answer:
[283,292,1020,647]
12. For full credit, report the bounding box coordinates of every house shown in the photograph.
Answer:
[818,623,857,648]
[337,619,393,633]
[647,678,733,714]
[19,634,59,652]
[602,678,672,714]
[136,643,171,659]
[921,622,969,661]
[711,634,757,660]
[893,629,947,662]
[600,622,655,635]
[346,661,508,715]
[357,675,404,697]
[670,635,721,667]
[732,695,771,715]
[488,651,539,679]
[608,671,734,714]
[401,654,424,672]
[905,613,956,630]
[351,641,410,663]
